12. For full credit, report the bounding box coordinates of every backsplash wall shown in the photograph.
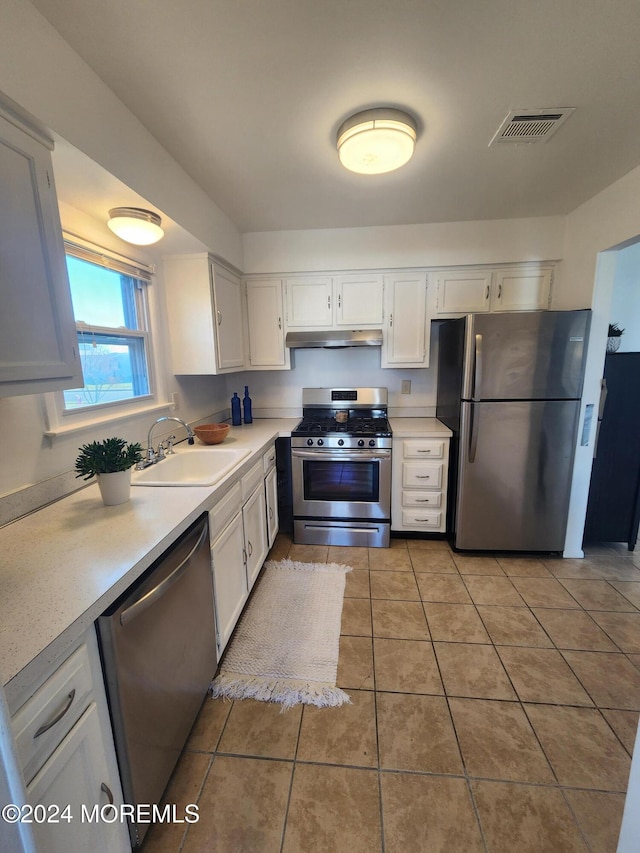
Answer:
[225,324,440,417]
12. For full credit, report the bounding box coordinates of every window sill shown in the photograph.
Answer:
[43,400,174,439]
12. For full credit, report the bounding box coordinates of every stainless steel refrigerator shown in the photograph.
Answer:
[436,310,591,551]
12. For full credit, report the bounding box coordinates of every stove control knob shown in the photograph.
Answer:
[369,439,376,447]
[358,439,365,447]
[307,438,314,446]
[318,439,324,446]
[338,439,344,446]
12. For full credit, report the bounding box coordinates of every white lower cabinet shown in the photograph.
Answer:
[392,435,450,534]
[243,484,268,590]
[209,453,274,659]
[263,445,279,548]
[265,466,279,547]
[210,510,247,657]
[10,630,129,853]
[27,703,124,853]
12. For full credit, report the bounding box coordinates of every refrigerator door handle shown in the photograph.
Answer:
[468,402,479,463]
[473,333,483,400]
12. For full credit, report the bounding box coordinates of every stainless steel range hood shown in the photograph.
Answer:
[285,329,383,348]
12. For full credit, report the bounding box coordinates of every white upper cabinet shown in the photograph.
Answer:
[334,274,384,326]
[244,278,290,369]
[284,274,384,328]
[381,273,429,368]
[434,270,493,315]
[164,254,245,374]
[492,266,552,311]
[212,264,245,369]
[433,265,553,316]
[285,276,333,327]
[0,101,82,396]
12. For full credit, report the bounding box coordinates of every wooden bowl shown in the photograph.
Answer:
[193,423,231,445]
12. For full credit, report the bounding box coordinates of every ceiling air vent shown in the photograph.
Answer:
[489,108,575,145]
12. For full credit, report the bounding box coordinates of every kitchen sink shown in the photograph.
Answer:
[131,447,251,487]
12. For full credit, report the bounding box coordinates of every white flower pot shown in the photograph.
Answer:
[97,469,132,506]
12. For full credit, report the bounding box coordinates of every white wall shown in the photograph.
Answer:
[610,242,640,352]
[559,163,640,556]
[0,0,242,270]
[0,203,229,503]
[225,329,441,418]
[243,216,565,274]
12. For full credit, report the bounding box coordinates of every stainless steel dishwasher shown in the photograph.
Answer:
[97,514,216,848]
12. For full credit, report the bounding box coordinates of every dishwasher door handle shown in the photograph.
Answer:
[120,521,208,626]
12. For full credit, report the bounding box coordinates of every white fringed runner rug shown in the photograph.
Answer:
[210,559,352,709]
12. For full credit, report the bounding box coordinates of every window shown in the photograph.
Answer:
[62,242,154,412]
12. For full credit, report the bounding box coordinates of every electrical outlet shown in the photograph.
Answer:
[171,392,180,410]
[401,379,411,395]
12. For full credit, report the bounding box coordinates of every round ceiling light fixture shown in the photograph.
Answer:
[107,207,165,246]
[336,108,418,175]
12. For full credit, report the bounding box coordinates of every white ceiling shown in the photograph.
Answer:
[30,0,640,234]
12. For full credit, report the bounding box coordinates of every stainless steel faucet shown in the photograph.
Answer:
[138,416,195,467]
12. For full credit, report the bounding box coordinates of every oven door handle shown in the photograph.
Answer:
[292,449,391,461]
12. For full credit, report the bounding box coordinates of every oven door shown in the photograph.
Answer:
[291,448,391,521]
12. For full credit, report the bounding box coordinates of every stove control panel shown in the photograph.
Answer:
[293,435,392,450]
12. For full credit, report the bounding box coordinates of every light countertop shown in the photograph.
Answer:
[1,415,452,705]
[0,419,298,703]
[389,417,453,437]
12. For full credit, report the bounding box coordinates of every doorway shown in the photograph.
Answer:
[583,239,640,551]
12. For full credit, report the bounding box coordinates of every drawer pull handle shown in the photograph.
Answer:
[34,689,76,738]
[416,475,431,479]
[415,518,431,523]
[101,782,114,805]
[417,449,432,453]
[415,498,431,503]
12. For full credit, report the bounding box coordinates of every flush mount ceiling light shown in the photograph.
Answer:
[336,108,418,175]
[107,207,164,246]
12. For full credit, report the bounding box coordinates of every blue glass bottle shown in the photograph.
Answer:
[231,392,242,426]
[242,386,253,424]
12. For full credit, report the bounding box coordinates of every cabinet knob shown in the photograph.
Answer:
[217,310,223,325]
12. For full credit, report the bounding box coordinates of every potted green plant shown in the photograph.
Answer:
[75,437,143,506]
[607,323,624,353]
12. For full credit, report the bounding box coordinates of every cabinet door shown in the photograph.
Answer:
[434,270,492,314]
[0,107,81,396]
[335,274,384,326]
[27,703,129,853]
[285,277,333,327]
[210,513,247,658]
[243,484,268,591]
[381,273,429,367]
[264,466,279,547]
[211,263,245,370]
[245,279,289,367]
[492,267,552,311]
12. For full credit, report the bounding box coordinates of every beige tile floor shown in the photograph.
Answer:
[142,535,640,853]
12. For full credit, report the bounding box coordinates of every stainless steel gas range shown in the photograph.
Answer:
[291,387,392,547]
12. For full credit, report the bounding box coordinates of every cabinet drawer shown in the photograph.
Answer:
[402,462,443,489]
[241,460,264,500]
[262,445,276,474]
[402,490,442,508]
[209,482,242,535]
[12,643,94,783]
[403,440,444,459]
[402,509,443,528]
